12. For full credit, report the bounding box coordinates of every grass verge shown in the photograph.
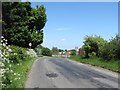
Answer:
[69,55,119,73]
[6,57,38,88]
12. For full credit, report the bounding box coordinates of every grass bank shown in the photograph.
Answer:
[6,57,37,88]
[69,55,119,73]
[1,45,39,89]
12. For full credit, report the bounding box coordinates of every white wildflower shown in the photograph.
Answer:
[3,38,5,41]
[6,46,9,50]
[5,54,8,57]
[1,36,4,39]
[6,68,9,71]
[17,63,19,66]
[14,53,17,55]
[9,64,11,67]
[8,48,12,52]
[1,40,3,43]
[26,49,37,58]
[5,39,7,42]
[14,78,17,80]
[7,60,10,63]
[0,69,6,74]
[10,70,13,73]
[14,73,16,75]
[0,62,4,67]
[18,74,20,76]
[3,43,6,47]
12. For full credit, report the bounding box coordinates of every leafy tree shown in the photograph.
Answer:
[65,49,67,52]
[83,35,107,58]
[70,50,76,56]
[52,47,59,55]
[100,35,120,60]
[58,49,64,52]
[2,2,47,48]
[83,43,90,58]
[41,47,52,56]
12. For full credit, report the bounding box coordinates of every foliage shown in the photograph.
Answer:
[82,35,120,60]
[8,45,28,63]
[83,43,90,58]
[100,35,120,60]
[52,47,59,55]
[34,44,43,56]
[70,50,76,56]
[88,52,96,58]
[65,49,67,52]
[2,2,47,48]
[83,35,107,58]
[41,47,52,56]
[26,49,38,58]
[0,36,37,88]
[58,49,64,52]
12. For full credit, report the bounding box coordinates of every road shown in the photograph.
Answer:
[25,57,119,88]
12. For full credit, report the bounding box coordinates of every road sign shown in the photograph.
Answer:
[29,43,32,48]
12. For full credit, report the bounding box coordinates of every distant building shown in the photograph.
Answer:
[65,49,76,57]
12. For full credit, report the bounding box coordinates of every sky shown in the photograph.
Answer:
[30,2,118,50]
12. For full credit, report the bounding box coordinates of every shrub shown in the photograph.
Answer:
[100,35,120,60]
[70,50,76,56]
[88,52,96,58]
[8,46,28,63]
[26,49,38,58]
[41,47,52,56]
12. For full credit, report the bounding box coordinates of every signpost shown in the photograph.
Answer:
[29,43,32,49]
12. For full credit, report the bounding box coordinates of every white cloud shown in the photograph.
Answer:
[56,27,72,31]
[61,38,65,41]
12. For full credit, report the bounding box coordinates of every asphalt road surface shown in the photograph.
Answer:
[25,57,119,88]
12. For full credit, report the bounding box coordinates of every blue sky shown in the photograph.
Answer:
[31,2,118,50]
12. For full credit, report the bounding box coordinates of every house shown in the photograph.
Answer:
[66,49,76,57]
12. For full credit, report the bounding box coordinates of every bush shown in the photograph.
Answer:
[34,45,42,56]
[26,49,38,58]
[8,46,28,63]
[41,47,52,56]
[100,35,120,60]
[83,35,107,58]
[88,52,96,58]
[70,50,76,56]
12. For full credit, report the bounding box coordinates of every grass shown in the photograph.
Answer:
[69,55,120,73]
[6,57,37,88]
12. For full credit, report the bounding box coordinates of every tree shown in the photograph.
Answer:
[70,50,76,56]
[83,35,107,58]
[58,49,64,52]
[2,2,47,48]
[65,49,67,52]
[83,43,90,58]
[100,35,120,60]
[41,47,52,56]
[52,47,59,55]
